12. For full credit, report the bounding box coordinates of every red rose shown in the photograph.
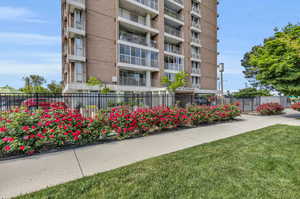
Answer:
[31,125,36,129]
[50,129,55,133]
[0,127,7,133]
[73,136,79,141]
[49,135,55,138]
[22,126,30,131]
[19,146,25,151]
[4,145,10,151]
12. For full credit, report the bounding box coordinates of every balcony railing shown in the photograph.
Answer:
[169,0,183,5]
[164,44,181,54]
[164,63,183,71]
[165,25,181,38]
[119,54,159,68]
[192,6,201,14]
[119,8,146,26]
[132,0,158,10]
[192,21,201,29]
[192,68,201,74]
[67,0,85,8]
[164,7,184,21]
[191,37,201,44]
[119,32,156,48]
[192,53,201,60]
[120,76,146,87]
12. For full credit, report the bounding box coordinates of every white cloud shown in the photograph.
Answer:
[0,33,60,45]
[0,60,60,76]
[0,6,47,23]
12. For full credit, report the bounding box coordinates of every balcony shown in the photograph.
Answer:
[191,37,201,47]
[164,25,184,42]
[119,31,157,48]
[164,44,182,56]
[66,23,85,37]
[191,53,201,62]
[118,8,159,34]
[165,0,184,9]
[191,21,201,32]
[191,6,201,17]
[164,63,183,72]
[118,44,159,70]
[120,0,158,15]
[164,7,184,25]
[66,0,85,10]
[119,76,146,87]
[192,68,201,74]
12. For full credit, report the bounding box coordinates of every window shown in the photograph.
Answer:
[75,38,83,56]
[74,63,84,82]
[74,10,83,29]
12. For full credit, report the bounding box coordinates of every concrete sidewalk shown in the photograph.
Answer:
[0,110,299,198]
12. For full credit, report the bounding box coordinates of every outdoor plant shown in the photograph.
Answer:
[291,102,300,112]
[256,103,284,115]
[0,104,241,158]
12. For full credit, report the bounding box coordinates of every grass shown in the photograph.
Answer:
[16,125,300,199]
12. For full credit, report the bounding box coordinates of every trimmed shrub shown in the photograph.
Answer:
[0,104,240,158]
[256,103,284,115]
[291,102,300,112]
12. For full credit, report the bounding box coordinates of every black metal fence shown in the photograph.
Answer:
[224,96,291,112]
[0,93,198,117]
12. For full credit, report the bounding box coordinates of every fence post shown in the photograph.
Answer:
[242,98,245,112]
[35,93,39,110]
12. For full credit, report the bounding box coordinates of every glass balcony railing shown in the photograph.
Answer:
[192,53,201,60]
[119,9,147,26]
[192,6,201,14]
[192,21,201,29]
[119,31,157,48]
[164,7,184,21]
[192,68,201,74]
[165,25,181,38]
[191,37,201,44]
[164,44,181,54]
[133,0,158,11]
[120,76,146,87]
[164,63,183,71]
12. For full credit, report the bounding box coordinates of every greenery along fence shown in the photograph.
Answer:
[0,104,241,159]
[0,93,183,117]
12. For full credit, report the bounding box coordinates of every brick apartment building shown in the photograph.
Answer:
[61,0,219,94]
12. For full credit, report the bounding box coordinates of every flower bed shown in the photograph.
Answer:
[256,103,284,115]
[0,104,241,158]
[291,102,300,112]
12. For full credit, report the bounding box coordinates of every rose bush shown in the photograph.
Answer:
[0,104,240,158]
[256,103,284,115]
[291,102,300,112]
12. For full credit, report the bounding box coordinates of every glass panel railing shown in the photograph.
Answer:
[119,76,146,87]
[164,7,184,21]
[133,0,158,10]
[165,25,181,38]
[164,63,183,71]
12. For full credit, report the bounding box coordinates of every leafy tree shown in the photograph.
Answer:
[21,75,48,93]
[232,88,272,98]
[161,72,189,92]
[241,24,300,96]
[47,81,63,93]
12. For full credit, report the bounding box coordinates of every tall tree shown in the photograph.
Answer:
[29,75,46,87]
[241,24,300,96]
[47,81,63,93]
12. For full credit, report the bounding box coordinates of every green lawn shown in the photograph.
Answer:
[16,125,300,199]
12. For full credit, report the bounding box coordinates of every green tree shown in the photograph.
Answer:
[21,75,49,93]
[47,81,63,93]
[87,77,111,94]
[232,88,272,98]
[241,24,300,96]
[161,72,189,92]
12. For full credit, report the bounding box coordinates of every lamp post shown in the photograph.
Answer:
[219,63,224,96]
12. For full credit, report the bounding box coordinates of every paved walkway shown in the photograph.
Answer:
[1,110,299,198]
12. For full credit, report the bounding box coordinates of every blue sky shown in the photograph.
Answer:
[0,0,299,91]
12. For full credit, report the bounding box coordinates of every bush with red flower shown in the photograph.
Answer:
[256,103,284,115]
[0,104,241,158]
[291,102,300,112]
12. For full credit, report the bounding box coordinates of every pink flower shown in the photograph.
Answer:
[49,135,55,139]
[31,125,36,129]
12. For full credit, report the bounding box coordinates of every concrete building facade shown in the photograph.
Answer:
[61,0,219,94]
